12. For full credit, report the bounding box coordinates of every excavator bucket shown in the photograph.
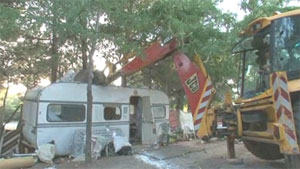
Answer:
[173,52,214,138]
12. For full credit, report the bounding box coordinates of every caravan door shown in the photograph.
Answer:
[141,96,156,144]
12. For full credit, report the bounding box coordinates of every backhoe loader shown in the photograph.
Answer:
[229,9,300,168]
[107,9,300,168]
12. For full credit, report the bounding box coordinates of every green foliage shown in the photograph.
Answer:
[0,4,20,40]
[0,89,22,121]
[105,0,238,106]
[237,0,298,33]
[0,0,297,109]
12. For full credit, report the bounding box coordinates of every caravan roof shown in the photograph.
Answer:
[24,82,169,105]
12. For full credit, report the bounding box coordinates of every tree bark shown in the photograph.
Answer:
[175,89,184,111]
[121,75,127,87]
[85,49,93,163]
[85,10,101,163]
[81,39,88,70]
[50,34,59,83]
[0,78,9,137]
[50,2,59,83]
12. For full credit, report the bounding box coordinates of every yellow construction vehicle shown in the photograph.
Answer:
[108,9,300,168]
[228,9,300,168]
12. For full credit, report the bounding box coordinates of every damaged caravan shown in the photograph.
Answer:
[21,82,169,156]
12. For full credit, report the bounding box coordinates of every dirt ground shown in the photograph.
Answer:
[31,139,285,169]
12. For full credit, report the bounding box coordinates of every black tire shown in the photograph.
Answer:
[285,93,300,169]
[243,140,283,160]
[291,93,300,143]
[285,154,300,169]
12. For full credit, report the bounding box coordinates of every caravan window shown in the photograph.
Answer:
[152,106,166,118]
[104,106,121,120]
[47,104,85,122]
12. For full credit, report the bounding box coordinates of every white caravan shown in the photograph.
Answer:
[22,82,169,155]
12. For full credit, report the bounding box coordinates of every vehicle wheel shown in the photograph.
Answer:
[285,93,300,169]
[284,154,300,169]
[243,140,283,160]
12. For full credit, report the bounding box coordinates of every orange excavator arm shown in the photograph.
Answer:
[107,39,215,138]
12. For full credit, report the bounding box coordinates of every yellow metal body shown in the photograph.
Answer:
[241,9,300,36]
[198,108,215,138]
[185,9,300,145]
[233,9,300,155]
[235,72,300,154]
[193,54,216,138]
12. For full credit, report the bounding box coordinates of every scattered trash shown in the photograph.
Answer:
[168,110,196,142]
[179,110,194,131]
[44,166,57,169]
[113,135,132,155]
[53,157,65,164]
[71,128,127,159]
[72,156,85,162]
[71,129,107,159]
[37,144,55,164]
[0,156,36,169]
[12,153,37,158]
[169,109,180,132]
[73,69,106,85]
[179,110,195,140]
[157,122,169,145]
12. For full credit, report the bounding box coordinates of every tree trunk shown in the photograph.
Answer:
[50,4,59,83]
[175,89,184,111]
[85,10,101,164]
[85,52,93,163]
[50,35,59,83]
[121,75,127,87]
[148,68,152,89]
[0,78,9,137]
[81,39,88,70]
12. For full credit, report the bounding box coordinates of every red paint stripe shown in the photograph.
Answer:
[206,84,213,91]
[280,76,287,84]
[280,88,290,102]
[194,118,202,125]
[274,89,280,101]
[272,73,277,84]
[282,106,293,119]
[197,107,206,115]
[277,106,282,119]
[283,124,296,140]
[202,95,211,103]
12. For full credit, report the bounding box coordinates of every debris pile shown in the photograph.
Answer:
[59,69,107,85]
[71,128,132,161]
[168,110,196,142]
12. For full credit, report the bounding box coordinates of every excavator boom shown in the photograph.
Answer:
[109,39,215,138]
